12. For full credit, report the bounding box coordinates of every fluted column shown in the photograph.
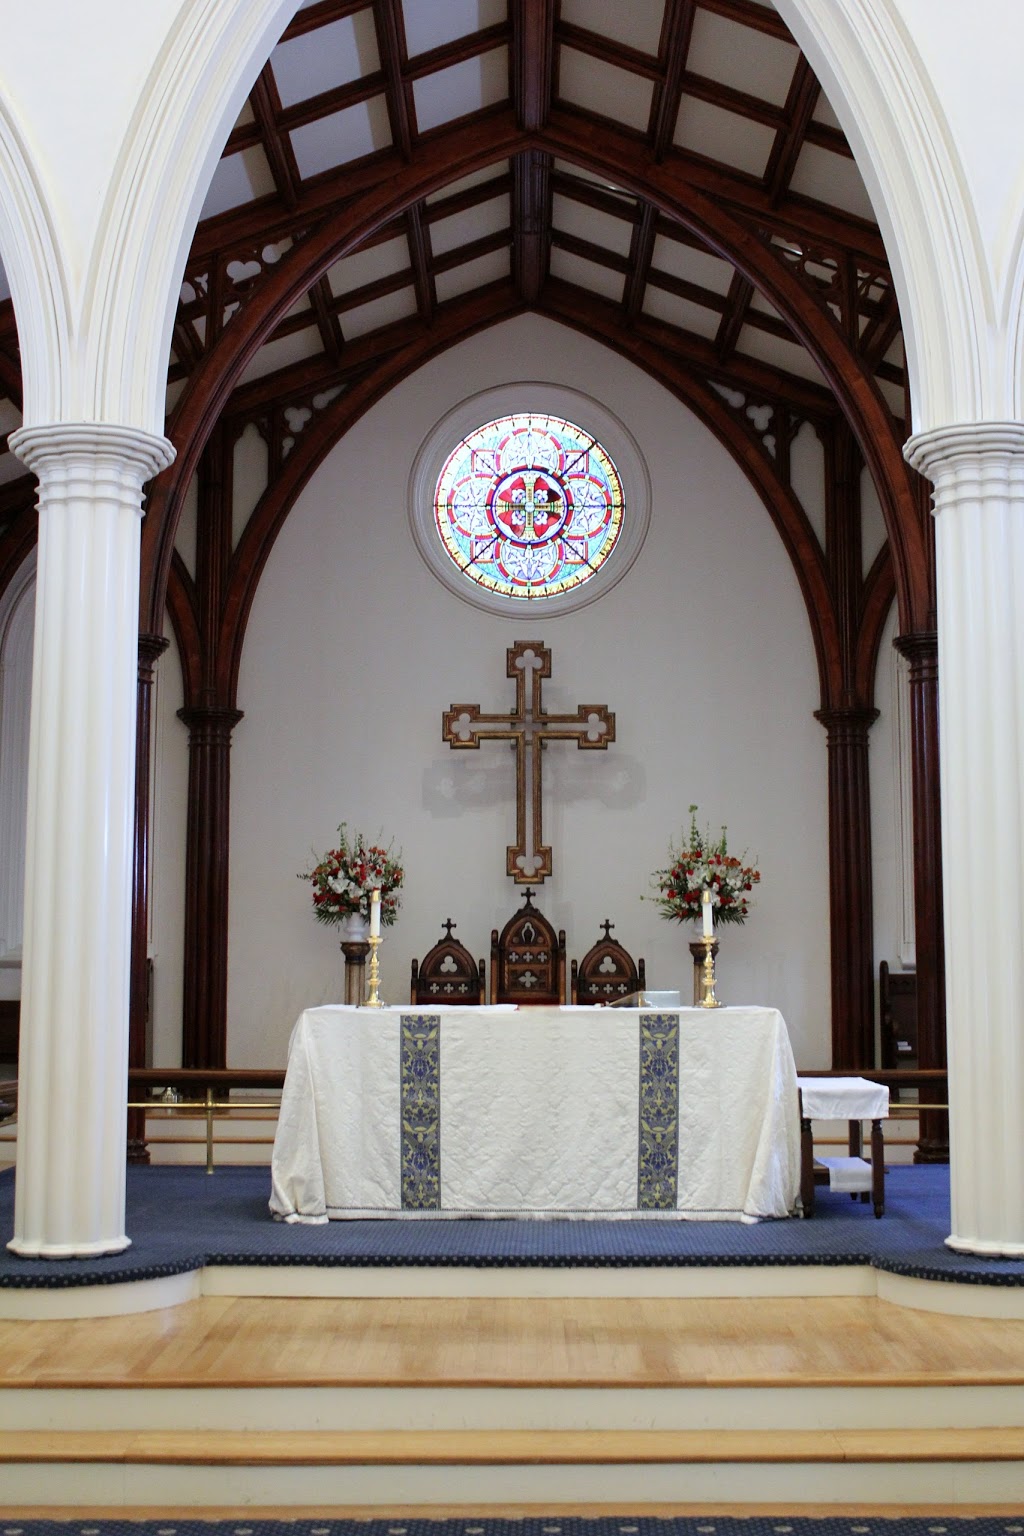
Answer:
[906,423,1024,1255]
[7,424,174,1258]
[893,630,948,1163]
[178,703,243,1069]
[814,705,879,1068]
[128,632,170,1164]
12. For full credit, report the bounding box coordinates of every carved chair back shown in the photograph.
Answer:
[411,920,486,1006]
[571,920,646,1006]
[490,890,566,1006]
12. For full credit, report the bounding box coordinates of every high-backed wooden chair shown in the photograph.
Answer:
[490,889,566,1006]
[571,919,646,1005]
[879,960,918,1100]
[410,919,486,1005]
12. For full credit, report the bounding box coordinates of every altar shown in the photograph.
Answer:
[270,1004,801,1223]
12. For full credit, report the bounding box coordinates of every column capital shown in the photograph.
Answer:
[904,422,1024,501]
[813,705,880,741]
[893,630,937,668]
[177,704,244,745]
[9,422,174,484]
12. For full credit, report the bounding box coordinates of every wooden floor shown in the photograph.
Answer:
[4,1293,1024,1388]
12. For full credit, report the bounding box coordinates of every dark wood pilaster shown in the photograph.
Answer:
[128,632,169,1163]
[894,630,948,1161]
[178,704,243,1068]
[814,705,879,1068]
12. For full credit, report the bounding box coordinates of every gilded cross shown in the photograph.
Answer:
[442,640,615,883]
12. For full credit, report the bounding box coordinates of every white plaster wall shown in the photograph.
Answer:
[225,315,833,1068]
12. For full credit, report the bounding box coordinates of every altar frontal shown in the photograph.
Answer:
[270,1004,801,1224]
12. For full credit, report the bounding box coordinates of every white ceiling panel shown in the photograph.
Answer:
[237,326,322,387]
[552,194,633,258]
[549,246,625,304]
[435,248,509,303]
[413,48,509,132]
[272,13,380,109]
[200,147,275,220]
[289,96,392,178]
[327,235,410,298]
[558,48,652,133]
[427,165,508,205]
[687,9,798,109]
[674,97,775,178]
[642,287,721,341]
[737,325,830,387]
[342,287,419,340]
[789,142,876,222]
[402,0,506,59]
[559,0,664,57]
[651,236,734,297]
[431,194,508,256]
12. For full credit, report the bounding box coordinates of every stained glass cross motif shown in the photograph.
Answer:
[442,640,615,883]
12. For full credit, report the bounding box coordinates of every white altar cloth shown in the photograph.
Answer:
[269,1004,801,1224]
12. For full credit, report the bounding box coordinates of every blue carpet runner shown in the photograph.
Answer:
[0,1163,1022,1288]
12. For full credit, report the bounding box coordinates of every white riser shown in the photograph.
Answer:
[3,1458,1024,1508]
[2,1381,1024,1434]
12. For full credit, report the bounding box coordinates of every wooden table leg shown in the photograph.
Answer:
[800,1112,815,1217]
[871,1117,885,1217]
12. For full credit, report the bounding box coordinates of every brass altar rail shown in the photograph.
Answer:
[0,1066,949,1174]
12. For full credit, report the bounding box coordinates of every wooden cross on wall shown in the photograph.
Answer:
[442,640,615,883]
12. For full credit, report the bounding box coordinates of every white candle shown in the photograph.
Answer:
[702,888,714,938]
[369,887,382,939]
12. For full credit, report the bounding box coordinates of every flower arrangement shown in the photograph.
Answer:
[649,805,760,926]
[298,824,404,928]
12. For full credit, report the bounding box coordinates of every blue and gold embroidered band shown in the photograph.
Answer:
[638,1011,680,1209]
[401,1013,441,1209]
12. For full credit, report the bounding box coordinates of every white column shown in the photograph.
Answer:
[906,422,1024,1256]
[7,423,173,1258]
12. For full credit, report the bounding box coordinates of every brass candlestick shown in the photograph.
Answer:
[699,931,722,1008]
[364,932,384,1008]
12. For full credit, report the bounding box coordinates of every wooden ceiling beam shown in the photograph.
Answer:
[309,274,344,361]
[556,21,660,81]
[249,65,301,210]
[281,0,372,43]
[513,149,552,304]
[765,56,821,205]
[373,0,415,161]
[511,0,556,132]
[405,203,436,324]
[650,0,697,161]
[697,0,792,43]
[714,269,755,360]
[404,22,510,80]
[623,202,659,321]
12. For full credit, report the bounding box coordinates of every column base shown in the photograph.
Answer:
[7,1234,132,1260]
[946,1232,1024,1257]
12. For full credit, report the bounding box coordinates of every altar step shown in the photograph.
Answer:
[1,1424,1024,1506]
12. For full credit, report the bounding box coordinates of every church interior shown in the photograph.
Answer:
[1,0,1024,1517]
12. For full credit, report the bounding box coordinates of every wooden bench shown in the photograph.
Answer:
[797,1076,889,1218]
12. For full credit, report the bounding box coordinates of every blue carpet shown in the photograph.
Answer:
[0,1163,1022,1289]
[3,1518,1024,1534]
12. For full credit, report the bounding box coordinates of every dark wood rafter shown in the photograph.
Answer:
[511,0,555,133]
[250,65,301,210]
[623,203,658,323]
[650,0,697,161]
[0,481,37,608]
[404,202,436,322]
[142,110,927,647]
[373,0,415,160]
[512,150,552,304]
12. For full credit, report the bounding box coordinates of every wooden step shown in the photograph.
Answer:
[3,1426,1024,1465]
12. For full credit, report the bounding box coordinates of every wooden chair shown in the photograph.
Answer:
[490,889,566,1006]
[571,919,646,1005]
[410,919,486,1005]
[879,960,918,1100]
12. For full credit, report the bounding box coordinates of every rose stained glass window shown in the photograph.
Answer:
[433,413,625,601]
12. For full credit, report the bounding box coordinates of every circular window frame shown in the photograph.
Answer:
[409,383,651,618]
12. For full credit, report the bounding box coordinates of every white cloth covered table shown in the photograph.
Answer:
[270,1004,801,1223]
